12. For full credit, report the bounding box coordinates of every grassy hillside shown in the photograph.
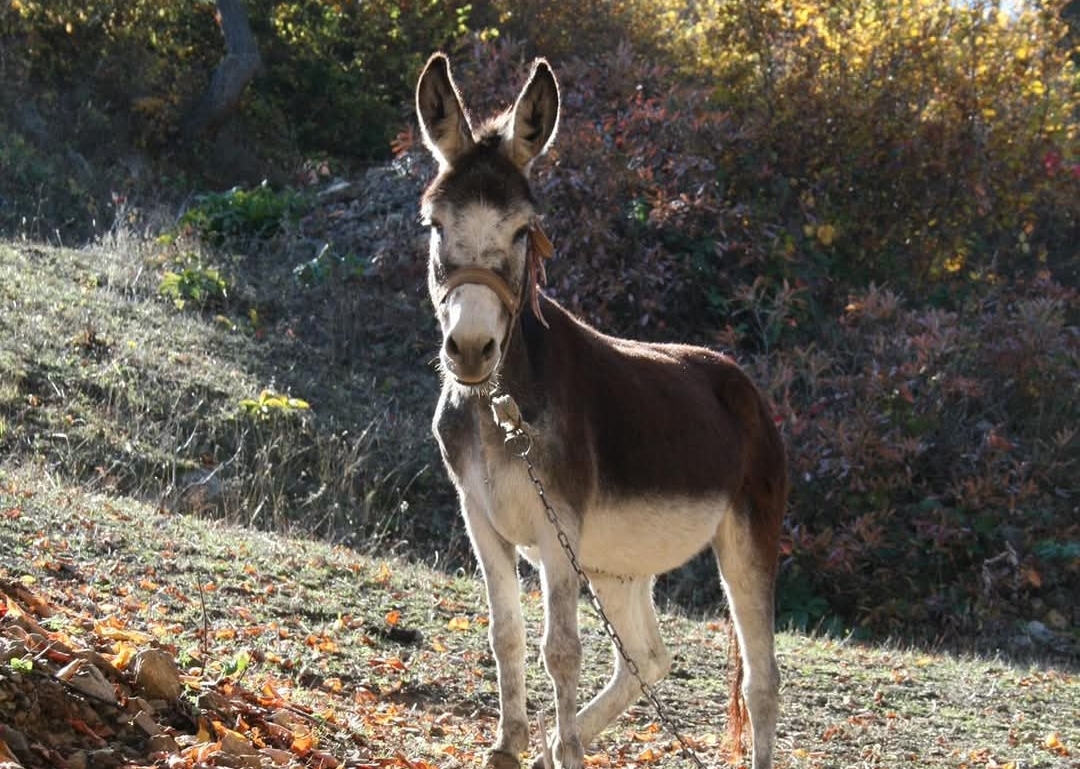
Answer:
[0,199,461,560]
[1,232,1078,768]
[2,472,1078,769]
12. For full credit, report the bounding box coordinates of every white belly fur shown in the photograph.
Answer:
[577,496,730,576]
[459,454,730,577]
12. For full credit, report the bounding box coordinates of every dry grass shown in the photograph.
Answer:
[1,474,1077,768]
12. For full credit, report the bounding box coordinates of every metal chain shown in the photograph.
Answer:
[499,412,707,769]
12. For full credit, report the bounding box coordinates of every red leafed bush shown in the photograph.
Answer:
[449,38,761,337]
[760,280,1080,638]
[441,36,1079,641]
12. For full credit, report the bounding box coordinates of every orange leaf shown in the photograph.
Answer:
[322,677,344,693]
[447,616,470,631]
[292,730,316,755]
[1044,732,1070,756]
[636,746,662,763]
[385,610,401,627]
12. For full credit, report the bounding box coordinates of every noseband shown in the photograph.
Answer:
[436,267,521,315]
[435,223,554,327]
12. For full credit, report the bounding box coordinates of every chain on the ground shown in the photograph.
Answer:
[502,419,708,769]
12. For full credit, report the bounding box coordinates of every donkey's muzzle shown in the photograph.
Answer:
[443,332,498,384]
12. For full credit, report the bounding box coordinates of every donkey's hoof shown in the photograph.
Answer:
[529,742,583,769]
[486,750,521,769]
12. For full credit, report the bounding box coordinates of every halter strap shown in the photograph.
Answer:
[435,222,555,327]
[437,267,520,314]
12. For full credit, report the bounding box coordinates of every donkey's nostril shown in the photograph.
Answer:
[481,339,496,358]
[445,336,461,357]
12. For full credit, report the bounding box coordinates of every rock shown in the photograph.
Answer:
[86,748,123,768]
[61,750,87,769]
[259,747,294,765]
[132,650,182,702]
[218,729,257,756]
[56,659,117,706]
[0,724,30,757]
[146,734,179,755]
[208,750,262,769]
[130,709,160,736]
[1026,620,1054,645]
[317,180,361,205]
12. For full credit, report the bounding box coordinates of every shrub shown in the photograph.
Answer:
[767,280,1080,639]
[158,263,229,311]
[176,182,303,247]
[655,0,1080,289]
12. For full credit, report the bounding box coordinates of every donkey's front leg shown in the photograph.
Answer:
[465,508,529,767]
[538,550,584,769]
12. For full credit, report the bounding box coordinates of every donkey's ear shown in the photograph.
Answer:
[416,53,474,169]
[507,59,560,172]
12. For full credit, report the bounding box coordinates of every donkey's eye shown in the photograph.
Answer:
[512,226,529,247]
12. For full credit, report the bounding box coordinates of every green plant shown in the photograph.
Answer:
[8,656,33,673]
[158,264,229,310]
[293,245,369,287]
[177,183,301,247]
[238,390,310,422]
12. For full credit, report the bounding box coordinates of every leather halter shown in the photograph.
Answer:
[434,222,554,325]
[436,267,520,315]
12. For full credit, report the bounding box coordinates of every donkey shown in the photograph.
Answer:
[416,53,787,769]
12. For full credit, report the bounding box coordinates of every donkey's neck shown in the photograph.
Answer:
[497,293,566,420]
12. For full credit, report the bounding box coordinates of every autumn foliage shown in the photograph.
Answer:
[1,0,1078,643]
[426,4,1080,639]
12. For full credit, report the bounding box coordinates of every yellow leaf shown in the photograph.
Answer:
[447,616,471,631]
[1044,732,1069,756]
[110,642,139,670]
[816,223,837,246]
[94,621,152,644]
[375,563,393,584]
[195,718,212,743]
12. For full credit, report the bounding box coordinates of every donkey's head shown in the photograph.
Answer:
[417,53,559,390]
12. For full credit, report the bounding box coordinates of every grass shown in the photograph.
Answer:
[0,228,459,557]
[0,213,1077,768]
[1,471,1077,768]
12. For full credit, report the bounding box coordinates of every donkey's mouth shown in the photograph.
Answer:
[441,352,499,390]
[442,365,499,396]
[453,373,491,387]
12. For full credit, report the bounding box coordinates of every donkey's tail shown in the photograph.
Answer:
[727,620,748,763]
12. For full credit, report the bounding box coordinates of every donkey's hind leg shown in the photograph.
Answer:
[712,510,779,769]
[577,575,671,745]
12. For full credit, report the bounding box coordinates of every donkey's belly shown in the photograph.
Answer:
[577,495,732,577]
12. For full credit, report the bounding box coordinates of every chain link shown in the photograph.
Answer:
[501,417,707,769]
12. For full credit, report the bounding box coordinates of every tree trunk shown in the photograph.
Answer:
[182,0,261,139]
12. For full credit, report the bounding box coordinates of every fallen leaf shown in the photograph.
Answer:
[447,616,470,631]
[1044,732,1070,756]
